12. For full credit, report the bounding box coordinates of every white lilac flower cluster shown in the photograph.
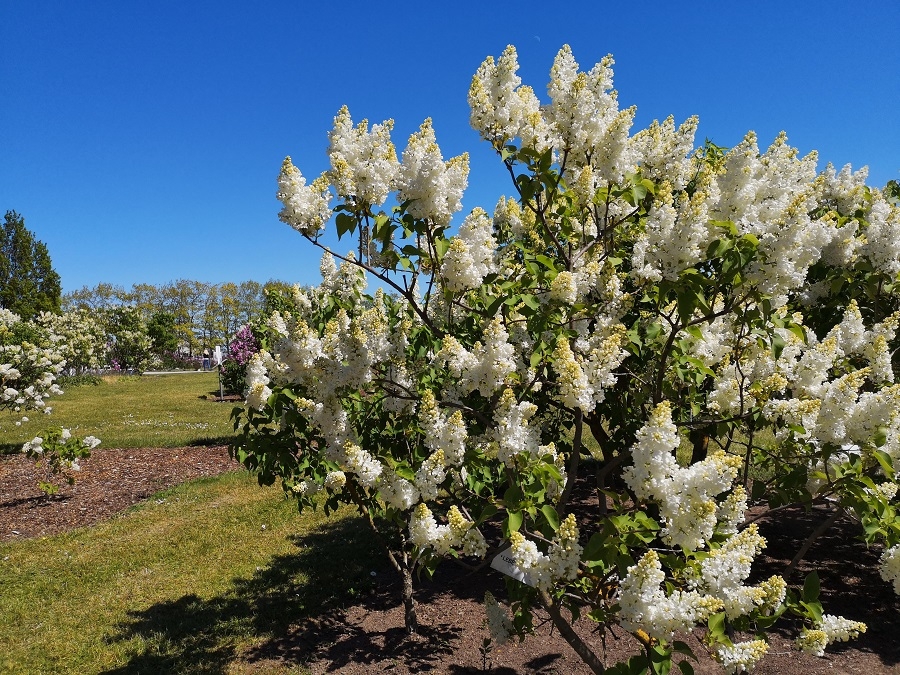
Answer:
[549,271,578,305]
[508,514,583,592]
[324,471,346,491]
[327,105,399,208]
[408,503,487,558]
[491,388,540,466]
[415,450,447,501]
[796,615,867,657]
[276,157,332,236]
[622,401,743,550]
[279,103,473,241]
[874,481,898,502]
[552,326,628,414]
[418,390,468,466]
[631,180,712,283]
[440,208,499,292]
[484,591,515,645]
[21,435,46,454]
[468,45,551,152]
[247,281,396,418]
[617,402,787,643]
[617,530,786,644]
[715,640,769,675]
[745,302,900,489]
[22,429,100,473]
[435,317,516,398]
[880,544,900,594]
[396,118,469,226]
[544,45,635,185]
[695,526,786,620]
[629,116,699,191]
[617,549,724,642]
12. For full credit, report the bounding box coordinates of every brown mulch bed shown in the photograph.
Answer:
[2,448,899,674]
[0,445,238,541]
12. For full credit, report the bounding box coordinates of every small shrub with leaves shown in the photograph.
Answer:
[22,427,101,496]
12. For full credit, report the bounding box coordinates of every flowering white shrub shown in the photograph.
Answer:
[0,308,66,426]
[33,309,106,374]
[232,43,900,673]
[23,426,100,495]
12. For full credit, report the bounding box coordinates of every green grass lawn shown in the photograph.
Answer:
[0,472,382,675]
[0,373,237,452]
[0,374,383,673]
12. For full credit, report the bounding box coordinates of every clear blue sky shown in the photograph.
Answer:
[2,1,898,294]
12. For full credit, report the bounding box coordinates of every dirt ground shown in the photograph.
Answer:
[2,448,899,674]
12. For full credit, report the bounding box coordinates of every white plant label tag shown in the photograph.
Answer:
[491,547,536,587]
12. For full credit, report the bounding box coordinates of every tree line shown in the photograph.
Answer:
[62,278,290,358]
[2,209,291,370]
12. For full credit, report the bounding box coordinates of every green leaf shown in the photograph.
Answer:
[541,505,560,531]
[507,510,523,534]
[800,600,823,624]
[649,645,672,675]
[772,332,786,359]
[478,503,499,524]
[685,325,704,339]
[503,484,524,506]
[582,532,609,562]
[707,612,726,641]
[684,356,716,378]
[874,450,895,478]
[335,212,357,238]
[434,237,450,259]
[672,641,695,660]
[802,571,820,602]
[632,183,648,201]
[787,323,807,343]
[486,295,506,316]
[706,238,731,259]
[393,464,415,481]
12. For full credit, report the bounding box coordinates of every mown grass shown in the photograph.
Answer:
[0,373,237,452]
[0,471,383,674]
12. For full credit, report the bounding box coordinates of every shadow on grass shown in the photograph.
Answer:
[100,515,463,675]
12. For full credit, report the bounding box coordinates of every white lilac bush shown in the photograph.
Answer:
[22,427,101,495]
[231,44,900,673]
[33,308,107,375]
[2,309,107,495]
[0,308,65,425]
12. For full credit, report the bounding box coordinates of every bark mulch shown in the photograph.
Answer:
[2,448,899,674]
[0,445,237,541]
